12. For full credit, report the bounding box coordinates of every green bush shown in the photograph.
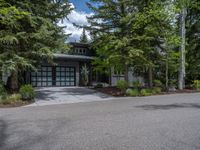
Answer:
[94,83,103,88]
[116,80,128,92]
[126,89,140,97]
[0,94,22,105]
[0,82,6,95]
[151,87,162,94]
[140,89,152,96]
[19,84,35,101]
[8,94,21,102]
[192,80,200,90]
[0,82,7,100]
[153,80,162,87]
[133,80,142,89]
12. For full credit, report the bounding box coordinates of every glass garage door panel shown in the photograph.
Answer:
[31,66,52,87]
[56,67,75,86]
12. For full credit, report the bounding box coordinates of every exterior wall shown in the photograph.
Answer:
[110,67,145,86]
[110,67,125,86]
[128,69,144,86]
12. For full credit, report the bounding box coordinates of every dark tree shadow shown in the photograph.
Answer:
[35,87,111,102]
[136,103,200,110]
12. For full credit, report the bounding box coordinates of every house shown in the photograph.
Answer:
[25,42,144,87]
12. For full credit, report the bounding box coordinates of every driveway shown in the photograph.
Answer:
[0,93,200,150]
[31,87,113,106]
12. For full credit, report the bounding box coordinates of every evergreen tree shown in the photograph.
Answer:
[80,28,88,43]
[185,0,200,82]
[0,0,72,90]
[87,0,178,87]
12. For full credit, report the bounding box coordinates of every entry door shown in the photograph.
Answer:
[55,66,75,86]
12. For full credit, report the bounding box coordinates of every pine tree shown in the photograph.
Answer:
[185,0,200,83]
[87,0,178,87]
[0,0,72,90]
[80,28,88,43]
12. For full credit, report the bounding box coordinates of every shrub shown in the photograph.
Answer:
[140,89,152,96]
[19,85,35,101]
[133,80,142,89]
[0,82,7,100]
[151,87,162,94]
[0,93,7,101]
[192,80,200,90]
[126,89,140,97]
[153,80,162,87]
[8,94,21,102]
[0,82,6,95]
[94,83,103,88]
[116,80,128,92]
[0,94,21,105]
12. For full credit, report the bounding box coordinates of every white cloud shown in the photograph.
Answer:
[59,3,92,42]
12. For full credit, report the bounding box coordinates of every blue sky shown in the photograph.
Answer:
[60,0,93,42]
[69,0,91,13]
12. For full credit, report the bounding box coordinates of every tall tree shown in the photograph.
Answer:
[87,0,178,87]
[178,0,187,90]
[80,28,88,43]
[185,0,200,82]
[0,0,72,90]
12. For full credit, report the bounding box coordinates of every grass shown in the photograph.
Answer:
[0,94,32,107]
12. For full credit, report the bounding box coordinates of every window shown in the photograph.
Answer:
[113,68,124,76]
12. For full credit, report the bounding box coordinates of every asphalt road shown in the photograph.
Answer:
[0,93,200,150]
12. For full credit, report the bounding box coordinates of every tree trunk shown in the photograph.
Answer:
[10,70,18,91]
[148,66,153,88]
[178,7,186,90]
[166,53,169,90]
[124,65,129,83]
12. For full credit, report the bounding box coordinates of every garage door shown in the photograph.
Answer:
[31,66,76,87]
[55,66,75,86]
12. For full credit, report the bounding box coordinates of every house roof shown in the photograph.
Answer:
[54,54,95,61]
[69,42,90,48]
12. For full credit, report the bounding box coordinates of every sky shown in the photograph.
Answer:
[59,0,93,42]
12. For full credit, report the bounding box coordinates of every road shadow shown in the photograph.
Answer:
[35,87,111,102]
[136,103,200,110]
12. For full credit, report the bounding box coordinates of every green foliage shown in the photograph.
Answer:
[81,64,89,86]
[192,80,200,90]
[80,28,88,44]
[153,80,163,87]
[0,0,72,89]
[116,80,128,92]
[0,81,7,100]
[185,0,200,82]
[133,80,142,89]
[126,89,140,97]
[0,94,21,105]
[152,87,162,94]
[19,85,35,101]
[88,0,180,87]
[94,83,103,88]
[140,89,152,96]
[8,94,21,101]
[0,81,5,93]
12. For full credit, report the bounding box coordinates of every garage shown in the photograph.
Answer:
[31,66,76,87]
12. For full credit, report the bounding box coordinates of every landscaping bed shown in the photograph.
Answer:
[94,79,200,97]
[0,100,33,108]
[0,84,35,108]
[95,87,125,97]
[95,86,200,97]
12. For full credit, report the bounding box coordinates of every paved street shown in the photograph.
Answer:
[0,93,200,150]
